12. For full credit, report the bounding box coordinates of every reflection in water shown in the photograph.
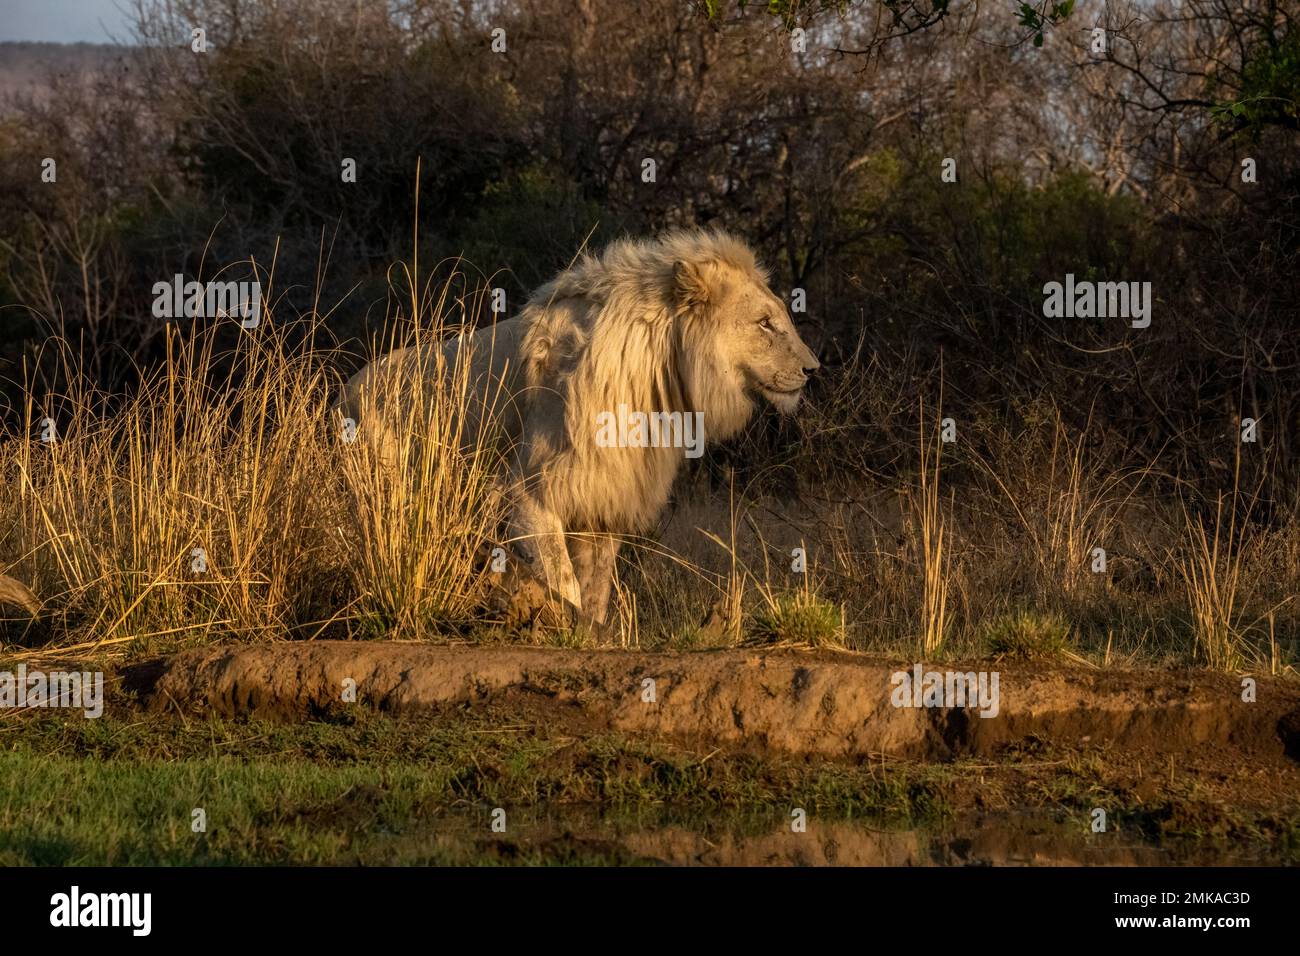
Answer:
[428,807,1269,867]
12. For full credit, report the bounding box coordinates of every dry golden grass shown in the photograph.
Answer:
[1173,450,1293,672]
[0,272,1296,675]
[6,317,343,650]
[914,399,949,656]
[1179,492,1249,671]
[337,287,508,638]
[0,258,508,651]
[971,404,1154,599]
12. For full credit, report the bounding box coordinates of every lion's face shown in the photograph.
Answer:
[711,270,820,415]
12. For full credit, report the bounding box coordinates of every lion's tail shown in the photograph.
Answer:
[0,572,40,616]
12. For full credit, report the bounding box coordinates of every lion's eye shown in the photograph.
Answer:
[759,315,775,332]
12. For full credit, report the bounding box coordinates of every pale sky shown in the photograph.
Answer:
[0,0,136,43]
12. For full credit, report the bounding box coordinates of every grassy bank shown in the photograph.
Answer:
[1,706,1296,865]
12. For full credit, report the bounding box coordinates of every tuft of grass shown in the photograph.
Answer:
[746,588,844,648]
[1179,495,1246,671]
[541,625,600,649]
[337,280,508,638]
[669,626,712,650]
[982,608,1070,660]
[914,399,949,656]
[1173,448,1293,673]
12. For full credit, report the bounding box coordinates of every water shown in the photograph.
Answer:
[357,807,1276,866]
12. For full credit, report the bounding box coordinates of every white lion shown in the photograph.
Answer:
[336,229,819,624]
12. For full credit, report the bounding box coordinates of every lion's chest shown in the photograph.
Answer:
[548,442,687,535]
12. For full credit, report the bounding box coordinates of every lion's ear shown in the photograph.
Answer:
[673,260,712,311]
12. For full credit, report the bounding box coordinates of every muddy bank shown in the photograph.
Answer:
[123,641,1300,762]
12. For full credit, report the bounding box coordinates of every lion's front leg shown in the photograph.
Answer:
[508,493,584,612]
[569,533,620,626]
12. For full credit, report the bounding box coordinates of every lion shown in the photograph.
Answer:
[335,229,819,625]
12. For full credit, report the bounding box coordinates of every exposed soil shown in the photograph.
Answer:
[125,641,1300,764]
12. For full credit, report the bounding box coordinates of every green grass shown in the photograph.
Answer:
[981,609,1071,660]
[2,706,1295,865]
[747,591,844,647]
[0,710,948,865]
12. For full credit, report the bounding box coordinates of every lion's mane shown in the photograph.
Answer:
[516,229,768,535]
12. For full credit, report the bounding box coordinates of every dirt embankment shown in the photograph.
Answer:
[124,642,1300,762]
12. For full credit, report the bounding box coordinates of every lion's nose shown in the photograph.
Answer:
[796,337,819,376]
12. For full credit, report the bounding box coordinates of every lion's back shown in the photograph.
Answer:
[334,317,530,457]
